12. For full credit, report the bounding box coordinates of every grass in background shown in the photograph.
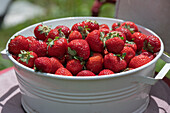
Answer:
[0,0,115,70]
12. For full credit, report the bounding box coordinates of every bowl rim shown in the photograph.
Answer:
[6,17,164,80]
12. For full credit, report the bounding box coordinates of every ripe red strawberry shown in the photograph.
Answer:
[34,57,52,73]
[82,19,99,32]
[48,38,67,58]
[17,50,38,68]
[106,31,126,42]
[58,56,66,64]
[105,37,125,54]
[85,30,104,53]
[34,24,51,41]
[98,69,114,76]
[50,57,64,74]
[29,40,47,57]
[143,35,161,53]
[120,21,139,32]
[104,53,127,72]
[129,55,151,68]
[8,35,29,55]
[125,41,137,52]
[68,30,82,42]
[55,67,73,76]
[12,55,17,60]
[76,70,96,76]
[71,22,85,31]
[140,51,155,60]
[116,27,132,41]
[99,28,110,36]
[66,59,83,75]
[99,24,109,30]
[120,46,135,64]
[55,25,71,37]
[68,39,90,60]
[112,22,120,31]
[132,32,146,52]
[45,28,60,41]
[86,54,103,74]
[27,36,36,42]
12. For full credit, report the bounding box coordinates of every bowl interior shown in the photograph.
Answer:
[5,17,164,80]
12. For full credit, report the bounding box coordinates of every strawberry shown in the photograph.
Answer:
[116,27,132,41]
[58,56,66,65]
[112,22,120,31]
[106,31,126,42]
[12,55,17,60]
[105,37,125,54]
[98,69,114,76]
[71,22,84,31]
[47,37,67,58]
[68,39,90,60]
[86,54,103,74]
[66,59,83,75]
[27,36,36,42]
[8,35,29,55]
[129,55,151,68]
[143,35,161,53]
[132,32,146,52]
[85,30,104,53]
[34,57,52,73]
[120,46,135,64]
[120,21,139,33]
[68,30,82,42]
[99,28,110,36]
[125,41,137,52]
[82,19,99,32]
[50,57,64,74]
[140,51,155,60]
[76,70,96,76]
[99,24,109,29]
[45,28,60,41]
[17,50,37,68]
[104,53,127,72]
[55,67,73,76]
[29,40,47,57]
[55,25,71,38]
[34,24,51,41]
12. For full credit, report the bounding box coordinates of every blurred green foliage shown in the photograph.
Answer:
[0,0,115,70]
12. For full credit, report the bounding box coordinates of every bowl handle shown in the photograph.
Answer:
[132,53,170,85]
[0,49,9,60]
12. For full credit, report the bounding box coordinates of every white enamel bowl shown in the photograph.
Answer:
[1,17,170,113]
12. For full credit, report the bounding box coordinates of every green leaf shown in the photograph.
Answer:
[68,47,77,56]
[121,53,126,59]
[120,37,124,40]
[55,36,60,40]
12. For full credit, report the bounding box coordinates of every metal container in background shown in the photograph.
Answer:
[1,17,170,113]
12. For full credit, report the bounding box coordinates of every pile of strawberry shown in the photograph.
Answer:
[8,20,161,76]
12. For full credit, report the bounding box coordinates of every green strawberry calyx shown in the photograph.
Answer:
[38,24,51,36]
[85,19,98,25]
[78,26,89,39]
[47,37,60,48]
[57,28,66,38]
[68,47,85,63]
[124,24,135,34]
[18,50,34,64]
[114,53,126,60]
[105,31,124,40]
[143,40,154,53]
